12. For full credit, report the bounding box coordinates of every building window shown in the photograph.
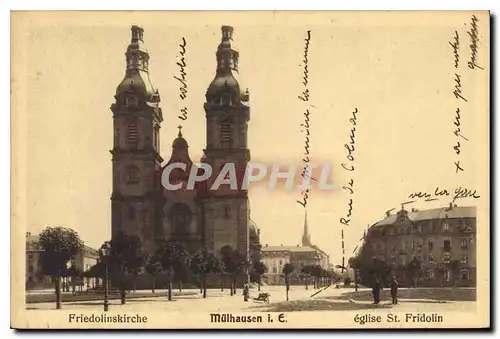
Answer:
[391,256,396,266]
[220,119,233,148]
[411,241,415,252]
[170,203,192,235]
[128,122,139,148]
[417,224,423,233]
[391,244,396,253]
[428,255,434,264]
[443,240,451,252]
[428,221,434,233]
[461,253,468,264]
[443,254,451,264]
[445,269,452,282]
[417,240,423,252]
[428,270,434,280]
[461,238,468,250]
[126,165,140,184]
[428,239,434,251]
[400,256,406,266]
[154,125,160,152]
[125,94,138,107]
[443,223,449,232]
[461,269,469,280]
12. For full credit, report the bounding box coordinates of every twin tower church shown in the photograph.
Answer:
[110,25,261,280]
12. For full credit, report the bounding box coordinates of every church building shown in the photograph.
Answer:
[110,25,261,285]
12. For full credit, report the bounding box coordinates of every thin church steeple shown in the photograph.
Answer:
[301,210,311,246]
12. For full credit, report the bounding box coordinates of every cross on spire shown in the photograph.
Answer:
[177,125,183,137]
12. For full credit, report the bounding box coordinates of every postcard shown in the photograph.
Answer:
[11,10,490,329]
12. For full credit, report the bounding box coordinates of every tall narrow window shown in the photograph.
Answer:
[128,122,139,148]
[221,119,232,148]
[154,125,160,152]
[461,238,468,249]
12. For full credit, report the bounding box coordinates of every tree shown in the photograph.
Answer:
[157,241,189,301]
[145,254,163,293]
[348,257,360,291]
[282,263,295,301]
[127,253,145,292]
[406,257,422,288]
[301,265,313,290]
[220,246,245,296]
[39,227,83,309]
[104,232,145,304]
[252,261,268,291]
[310,265,322,289]
[190,249,219,298]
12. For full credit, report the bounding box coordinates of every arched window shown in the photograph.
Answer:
[170,203,192,235]
[126,165,140,184]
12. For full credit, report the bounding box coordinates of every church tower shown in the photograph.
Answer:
[302,210,311,246]
[110,26,163,251]
[202,26,251,260]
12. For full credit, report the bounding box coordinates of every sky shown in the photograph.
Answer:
[12,11,489,265]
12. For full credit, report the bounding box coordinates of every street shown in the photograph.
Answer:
[26,285,477,314]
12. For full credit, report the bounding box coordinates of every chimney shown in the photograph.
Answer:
[26,232,31,237]
[297,244,300,247]
[265,244,268,247]
[386,211,391,217]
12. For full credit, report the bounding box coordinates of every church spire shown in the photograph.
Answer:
[126,25,149,73]
[301,210,311,246]
[205,26,249,106]
[115,25,159,104]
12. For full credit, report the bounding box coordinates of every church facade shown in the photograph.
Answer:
[110,25,261,285]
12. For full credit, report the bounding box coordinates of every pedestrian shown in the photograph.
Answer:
[390,276,399,305]
[372,278,382,304]
[243,282,249,302]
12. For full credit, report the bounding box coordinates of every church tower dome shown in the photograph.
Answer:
[205,26,249,106]
[115,25,159,104]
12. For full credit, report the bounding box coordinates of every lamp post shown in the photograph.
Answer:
[99,242,112,312]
